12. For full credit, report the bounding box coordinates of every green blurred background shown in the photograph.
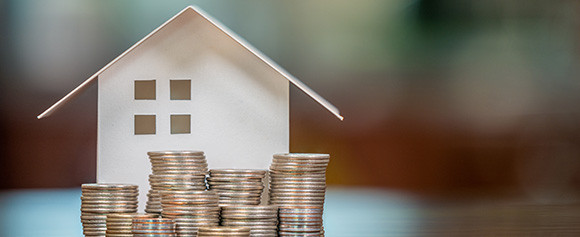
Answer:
[1,0,580,235]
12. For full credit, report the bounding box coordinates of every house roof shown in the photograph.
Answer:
[37,6,343,120]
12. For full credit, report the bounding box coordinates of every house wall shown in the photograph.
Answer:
[97,10,289,210]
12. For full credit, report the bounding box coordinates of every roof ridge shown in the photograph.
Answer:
[37,5,342,120]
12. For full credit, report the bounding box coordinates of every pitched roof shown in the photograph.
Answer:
[37,6,343,120]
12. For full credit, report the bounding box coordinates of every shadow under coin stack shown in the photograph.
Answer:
[81,183,139,236]
[145,151,208,214]
[132,217,176,236]
[160,190,221,237]
[221,205,279,237]
[208,169,266,206]
[197,227,251,237]
[268,153,330,236]
[105,213,158,237]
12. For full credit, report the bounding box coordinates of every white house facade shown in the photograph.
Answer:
[97,9,289,207]
[38,6,342,211]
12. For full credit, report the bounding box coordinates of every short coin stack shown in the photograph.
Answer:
[221,205,279,237]
[132,217,176,236]
[145,150,208,214]
[268,153,329,207]
[160,190,221,237]
[106,213,158,237]
[145,190,162,214]
[208,169,266,206]
[278,206,324,237]
[81,183,139,236]
[197,227,251,237]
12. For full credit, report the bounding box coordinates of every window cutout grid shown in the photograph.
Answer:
[170,80,191,100]
[135,115,156,135]
[171,114,191,134]
[135,80,156,100]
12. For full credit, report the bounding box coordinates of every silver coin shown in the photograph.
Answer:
[269,187,326,193]
[279,207,323,213]
[221,211,278,216]
[210,169,266,175]
[150,165,208,170]
[222,205,278,211]
[197,226,250,235]
[207,176,263,182]
[269,172,326,177]
[147,150,204,156]
[159,190,216,195]
[270,161,329,167]
[273,153,329,159]
[82,190,139,195]
[150,174,206,178]
[207,184,263,189]
[208,173,265,178]
[82,183,139,190]
[270,176,326,181]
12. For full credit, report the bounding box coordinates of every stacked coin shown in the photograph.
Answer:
[208,169,266,206]
[221,205,279,237]
[268,153,329,208]
[145,150,208,214]
[132,217,176,236]
[278,206,324,236]
[197,227,251,237]
[160,190,220,237]
[145,190,162,213]
[81,183,139,236]
[105,213,158,237]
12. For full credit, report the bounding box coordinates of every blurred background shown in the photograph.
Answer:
[1,0,580,236]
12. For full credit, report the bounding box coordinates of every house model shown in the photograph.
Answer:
[38,6,342,208]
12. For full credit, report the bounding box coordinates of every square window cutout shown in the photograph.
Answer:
[170,80,191,100]
[171,114,190,134]
[135,80,156,100]
[135,115,156,135]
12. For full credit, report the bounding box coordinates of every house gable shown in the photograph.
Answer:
[37,6,343,121]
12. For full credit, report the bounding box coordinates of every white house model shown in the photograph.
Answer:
[38,6,342,208]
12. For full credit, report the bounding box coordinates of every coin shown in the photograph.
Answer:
[145,150,210,214]
[220,205,278,236]
[277,206,324,236]
[197,226,251,237]
[147,150,204,156]
[268,153,330,236]
[207,169,266,206]
[106,213,158,236]
[80,183,139,236]
[131,217,176,236]
[159,190,220,236]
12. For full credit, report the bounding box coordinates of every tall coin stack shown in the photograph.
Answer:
[145,150,208,214]
[278,206,324,236]
[268,153,329,207]
[197,227,251,237]
[268,153,330,236]
[208,169,266,206]
[105,213,158,237]
[160,190,221,237]
[132,217,176,236]
[81,183,139,236]
[221,205,279,237]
